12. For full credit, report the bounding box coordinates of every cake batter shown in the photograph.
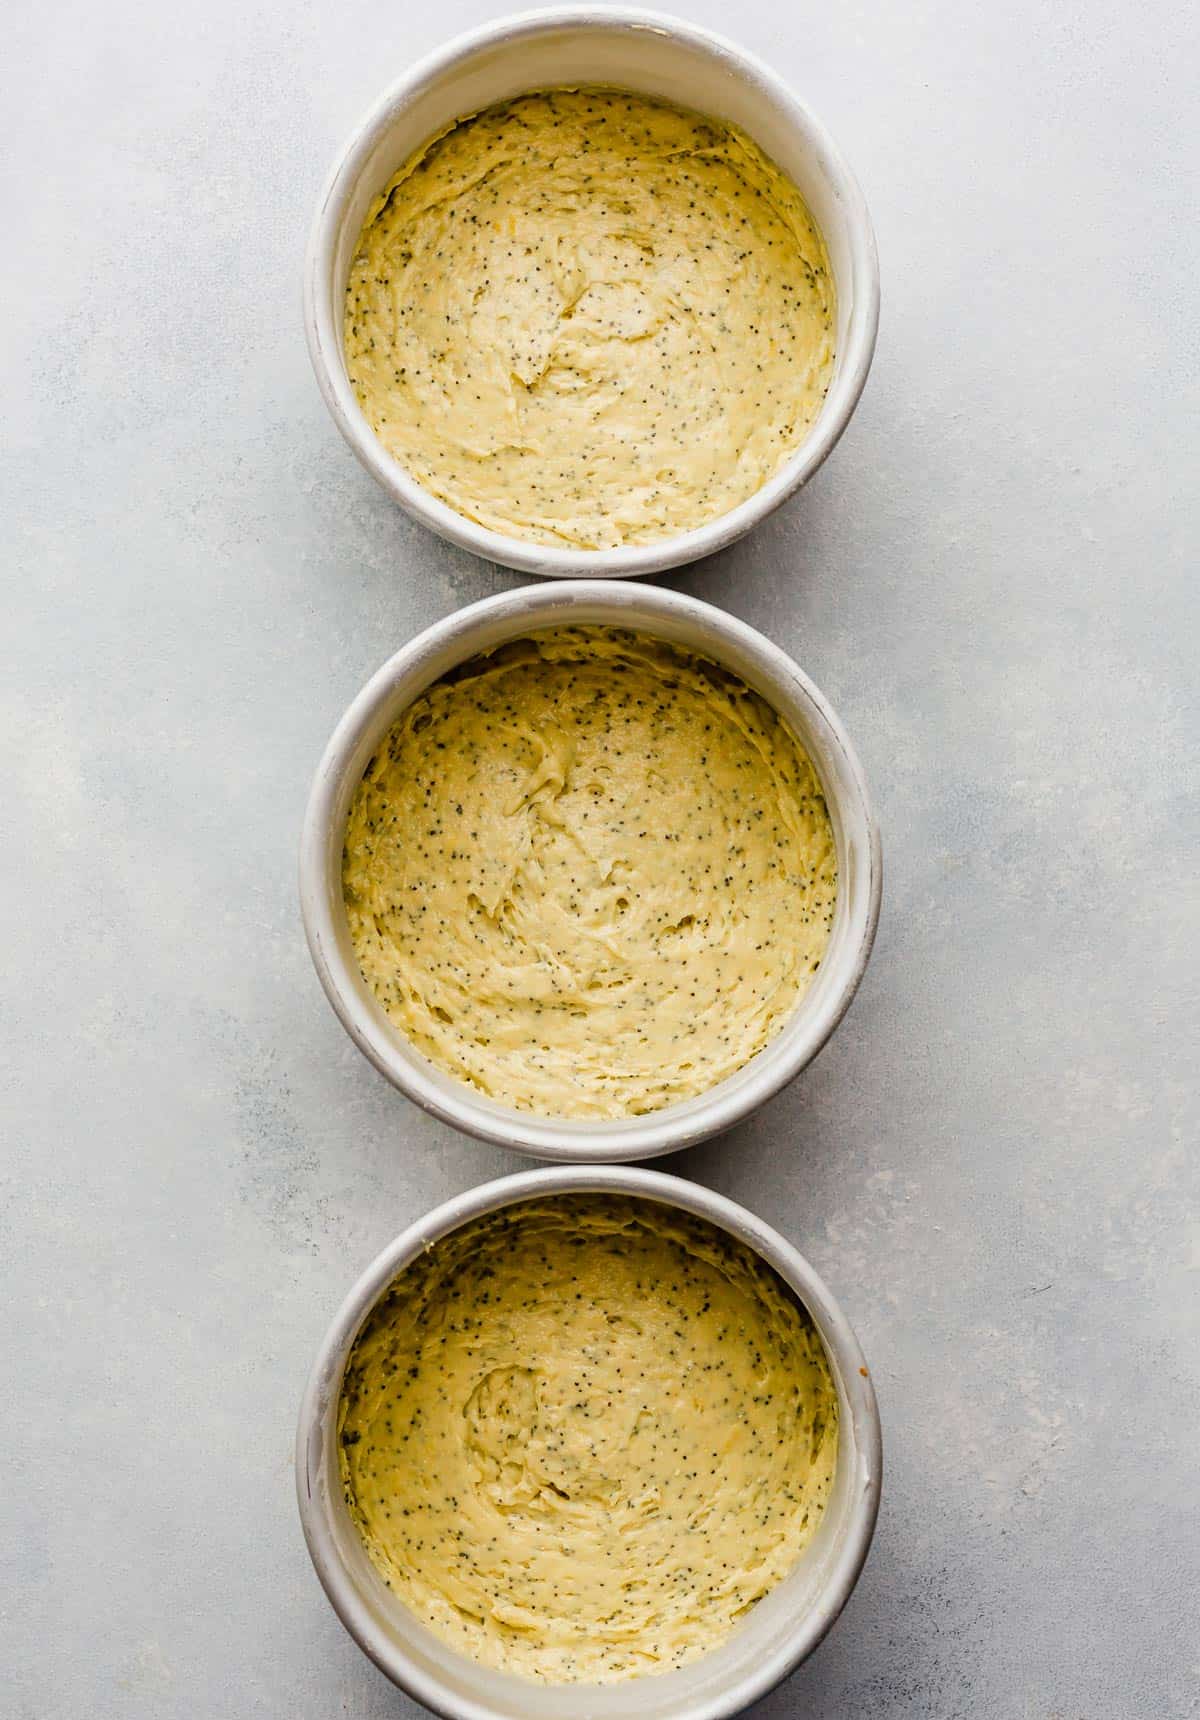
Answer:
[342,627,837,1118]
[338,1194,840,1683]
[344,88,835,547]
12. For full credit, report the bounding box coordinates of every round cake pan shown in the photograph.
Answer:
[299,579,881,1161]
[296,1164,882,1720]
[305,7,879,577]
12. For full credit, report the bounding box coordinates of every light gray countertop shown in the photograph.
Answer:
[4,1,1196,1715]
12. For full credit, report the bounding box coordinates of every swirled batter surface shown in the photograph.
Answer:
[339,1195,839,1684]
[343,628,837,1118]
[344,88,834,547]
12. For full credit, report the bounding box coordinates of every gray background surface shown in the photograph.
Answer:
[4,0,1197,1715]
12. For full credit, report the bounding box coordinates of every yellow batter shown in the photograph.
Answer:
[343,627,837,1118]
[339,1194,839,1684]
[344,88,834,548]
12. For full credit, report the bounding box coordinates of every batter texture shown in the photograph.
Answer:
[342,627,837,1118]
[344,88,835,548]
[339,1194,839,1683]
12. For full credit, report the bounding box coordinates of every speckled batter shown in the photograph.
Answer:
[344,88,834,548]
[342,627,837,1118]
[339,1194,839,1684]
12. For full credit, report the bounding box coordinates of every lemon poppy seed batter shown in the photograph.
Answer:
[338,1195,840,1684]
[344,88,835,548]
[342,627,837,1118]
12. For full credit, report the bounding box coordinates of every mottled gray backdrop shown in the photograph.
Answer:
[3,0,1197,1715]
